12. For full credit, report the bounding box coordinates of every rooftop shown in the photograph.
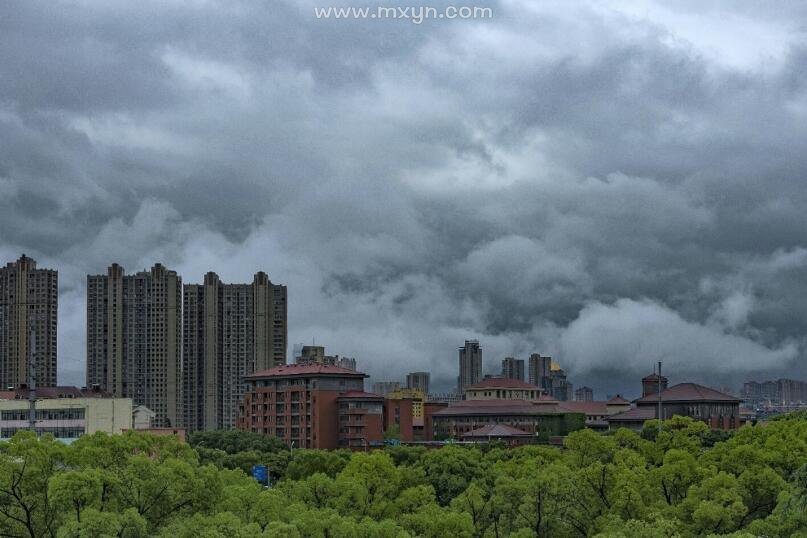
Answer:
[465,377,538,390]
[246,363,367,379]
[337,391,383,399]
[642,373,668,381]
[608,407,656,421]
[607,395,630,404]
[462,424,533,438]
[433,398,569,416]
[559,401,608,415]
[0,386,113,400]
[635,382,740,404]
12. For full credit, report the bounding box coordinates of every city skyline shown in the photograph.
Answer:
[2,252,805,398]
[3,253,806,431]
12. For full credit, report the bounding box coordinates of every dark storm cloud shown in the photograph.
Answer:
[1,0,805,395]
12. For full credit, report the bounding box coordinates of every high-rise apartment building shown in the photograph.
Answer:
[0,255,58,388]
[406,371,430,394]
[528,353,552,391]
[501,357,525,381]
[296,345,326,364]
[372,381,401,397]
[86,264,181,427]
[574,386,594,402]
[458,340,482,393]
[295,345,354,370]
[182,271,287,431]
[550,368,572,401]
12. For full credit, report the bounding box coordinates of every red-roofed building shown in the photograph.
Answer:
[559,395,631,430]
[607,407,656,430]
[635,382,741,430]
[236,364,411,449]
[607,381,742,431]
[463,377,545,402]
[431,398,585,440]
[462,424,534,445]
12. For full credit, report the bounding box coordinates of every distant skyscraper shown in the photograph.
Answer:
[574,386,594,402]
[86,263,181,427]
[406,371,430,394]
[296,345,326,364]
[0,255,58,388]
[295,345,355,370]
[501,357,525,381]
[528,353,552,391]
[182,271,287,431]
[334,356,357,370]
[550,368,571,401]
[458,340,482,393]
[373,381,401,396]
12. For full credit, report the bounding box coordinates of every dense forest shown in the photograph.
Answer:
[1,414,805,537]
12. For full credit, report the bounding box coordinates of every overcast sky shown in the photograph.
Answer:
[1,0,806,397]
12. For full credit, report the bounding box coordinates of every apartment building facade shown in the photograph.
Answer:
[86,263,181,427]
[182,271,287,431]
[0,255,58,388]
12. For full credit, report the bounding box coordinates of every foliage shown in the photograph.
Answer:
[0,416,806,537]
[188,429,288,454]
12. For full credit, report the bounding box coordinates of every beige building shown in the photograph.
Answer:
[0,386,132,441]
[87,263,182,427]
[182,271,287,431]
[0,255,58,389]
[387,387,426,422]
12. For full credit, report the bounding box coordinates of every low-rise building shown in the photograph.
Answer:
[462,424,534,446]
[0,386,132,442]
[463,377,545,401]
[559,395,631,430]
[431,399,585,440]
[237,364,411,449]
[337,391,385,449]
[608,382,741,431]
[387,388,425,426]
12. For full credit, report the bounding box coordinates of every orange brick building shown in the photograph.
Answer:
[237,364,411,449]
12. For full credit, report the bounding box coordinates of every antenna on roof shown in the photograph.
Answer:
[657,360,663,429]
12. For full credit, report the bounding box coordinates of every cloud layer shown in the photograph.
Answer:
[1,0,805,397]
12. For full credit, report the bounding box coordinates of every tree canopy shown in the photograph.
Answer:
[0,415,805,537]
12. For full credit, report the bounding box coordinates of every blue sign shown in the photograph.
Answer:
[251,465,268,485]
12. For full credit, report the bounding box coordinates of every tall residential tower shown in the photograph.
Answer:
[182,271,287,431]
[457,340,482,393]
[501,357,525,381]
[86,263,181,427]
[0,255,58,388]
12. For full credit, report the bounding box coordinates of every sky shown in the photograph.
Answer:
[1,0,806,398]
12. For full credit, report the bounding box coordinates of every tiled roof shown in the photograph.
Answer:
[634,383,740,403]
[338,391,383,399]
[559,401,608,415]
[462,424,533,438]
[433,398,568,416]
[246,363,366,379]
[607,395,630,404]
[608,407,655,421]
[465,378,537,390]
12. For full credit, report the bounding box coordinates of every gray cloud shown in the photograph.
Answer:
[1,0,806,396]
